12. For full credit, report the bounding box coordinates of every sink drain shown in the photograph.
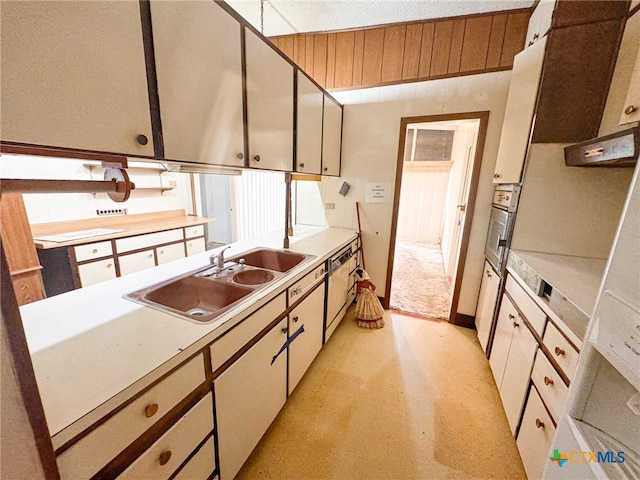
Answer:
[187,308,209,317]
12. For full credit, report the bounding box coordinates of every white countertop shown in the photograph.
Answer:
[19,226,357,444]
[508,250,607,345]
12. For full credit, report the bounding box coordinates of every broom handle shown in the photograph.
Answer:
[355,201,366,270]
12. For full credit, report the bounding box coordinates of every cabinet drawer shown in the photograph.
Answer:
[119,250,156,276]
[531,351,568,421]
[543,321,579,380]
[210,293,286,373]
[156,242,186,265]
[505,275,546,335]
[77,258,116,287]
[186,237,206,256]
[74,241,113,262]
[173,436,216,480]
[184,225,205,239]
[56,354,206,479]
[118,393,214,480]
[116,229,183,253]
[289,264,325,302]
[517,387,556,480]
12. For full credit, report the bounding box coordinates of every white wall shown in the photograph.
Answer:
[327,70,512,316]
[0,155,193,224]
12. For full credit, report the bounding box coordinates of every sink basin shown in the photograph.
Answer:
[232,269,276,285]
[127,275,253,323]
[229,248,311,273]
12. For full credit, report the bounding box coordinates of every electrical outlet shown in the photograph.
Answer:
[325,203,336,210]
[96,208,128,216]
[168,180,177,188]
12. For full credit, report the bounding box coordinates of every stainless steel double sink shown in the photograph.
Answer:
[125,247,314,323]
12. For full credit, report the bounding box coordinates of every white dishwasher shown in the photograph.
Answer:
[325,245,353,339]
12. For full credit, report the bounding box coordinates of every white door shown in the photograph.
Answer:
[1,1,153,156]
[151,1,245,166]
[245,28,294,171]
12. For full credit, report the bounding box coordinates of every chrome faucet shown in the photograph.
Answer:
[209,245,231,272]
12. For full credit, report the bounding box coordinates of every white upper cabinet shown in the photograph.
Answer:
[525,0,555,49]
[245,28,294,171]
[296,72,323,175]
[151,1,245,167]
[619,13,640,125]
[0,1,154,157]
[493,36,547,184]
[321,95,343,177]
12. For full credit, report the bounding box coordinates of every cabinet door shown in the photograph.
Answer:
[151,1,245,166]
[156,243,186,265]
[475,261,500,353]
[119,250,156,276]
[500,313,538,434]
[620,18,640,125]
[525,0,555,48]
[186,238,206,256]
[0,1,153,156]
[516,387,556,479]
[245,28,294,171]
[215,319,287,480]
[321,95,343,176]
[288,285,325,394]
[77,258,117,287]
[493,37,547,184]
[296,72,323,174]
[489,295,516,388]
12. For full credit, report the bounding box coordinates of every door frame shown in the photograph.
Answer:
[383,111,490,325]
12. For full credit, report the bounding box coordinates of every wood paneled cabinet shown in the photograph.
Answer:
[245,28,295,172]
[474,261,500,353]
[321,95,343,177]
[0,1,154,157]
[150,0,245,167]
[295,71,323,175]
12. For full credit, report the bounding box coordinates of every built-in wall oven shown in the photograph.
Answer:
[484,184,520,275]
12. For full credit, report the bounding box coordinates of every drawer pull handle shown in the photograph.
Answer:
[159,450,172,466]
[544,376,554,386]
[254,155,261,162]
[92,248,98,254]
[513,321,520,328]
[508,314,515,320]
[293,316,300,323]
[106,263,113,268]
[291,286,303,296]
[554,347,565,356]
[159,250,164,255]
[486,270,492,278]
[535,418,544,429]
[144,403,159,418]
[281,327,288,334]
[624,105,637,115]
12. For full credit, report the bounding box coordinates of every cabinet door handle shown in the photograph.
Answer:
[254,155,261,162]
[493,173,500,179]
[293,316,299,323]
[544,376,553,386]
[144,403,159,418]
[486,270,492,278]
[299,162,305,168]
[624,105,637,115]
[236,152,244,160]
[535,418,544,429]
[92,248,98,254]
[106,263,113,268]
[323,167,328,171]
[281,327,288,334]
[136,134,149,146]
[158,450,172,466]
[554,346,565,356]
[508,314,515,320]
[315,269,325,279]
[512,321,520,328]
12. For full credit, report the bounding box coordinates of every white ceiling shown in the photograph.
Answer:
[225,0,535,37]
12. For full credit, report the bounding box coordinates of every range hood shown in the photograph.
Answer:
[564,126,639,167]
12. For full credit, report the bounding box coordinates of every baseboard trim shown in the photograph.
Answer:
[455,313,476,330]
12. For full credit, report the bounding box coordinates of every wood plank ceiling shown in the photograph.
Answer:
[270,9,531,91]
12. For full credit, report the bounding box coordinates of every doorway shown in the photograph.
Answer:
[385,112,489,324]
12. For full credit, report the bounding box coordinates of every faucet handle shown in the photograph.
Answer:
[238,258,245,268]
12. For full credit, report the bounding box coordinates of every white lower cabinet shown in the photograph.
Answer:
[118,393,214,480]
[489,294,538,434]
[215,318,288,480]
[173,436,216,480]
[288,285,325,394]
[517,387,556,479]
[156,242,186,265]
[77,257,117,286]
[186,237,206,256]
[119,250,156,276]
[475,261,500,353]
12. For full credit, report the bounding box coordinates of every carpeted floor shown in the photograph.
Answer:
[389,240,451,320]
[236,308,526,480]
